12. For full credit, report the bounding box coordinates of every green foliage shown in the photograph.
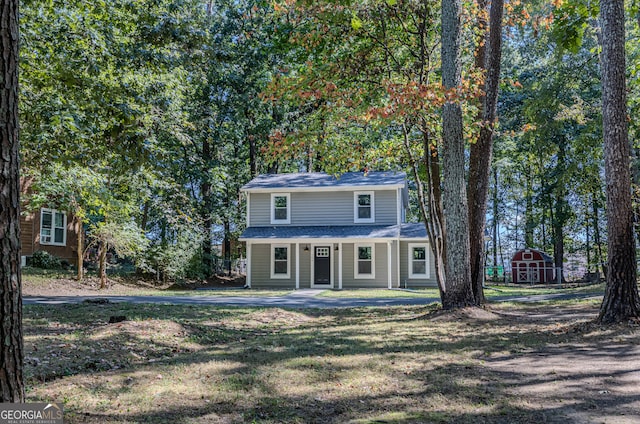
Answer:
[30,251,63,270]
[140,227,207,281]
[89,221,148,261]
[551,0,599,53]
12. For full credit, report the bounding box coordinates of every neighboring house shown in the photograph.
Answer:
[239,171,436,289]
[20,207,79,266]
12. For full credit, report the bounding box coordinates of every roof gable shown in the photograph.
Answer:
[241,171,406,192]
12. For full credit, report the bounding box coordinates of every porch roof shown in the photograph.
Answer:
[239,223,427,241]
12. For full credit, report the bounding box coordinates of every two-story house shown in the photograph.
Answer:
[239,171,436,289]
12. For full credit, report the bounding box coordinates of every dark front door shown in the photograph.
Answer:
[314,246,331,286]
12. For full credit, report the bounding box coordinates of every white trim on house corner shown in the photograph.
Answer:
[338,242,343,289]
[396,188,402,225]
[246,193,251,227]
[408,242,430,279]
[387,241,392,289]
[270,193,291,224]
[246,242,252,288]
[354,191,375,224]
[295,242,300,289]
[354,242,375,279]
[39,208,67,247]
[270,244,291,279]
[396,240,401,288]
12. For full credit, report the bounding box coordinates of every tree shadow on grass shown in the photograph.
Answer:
[23,302,640,423]
[54,361,640,423]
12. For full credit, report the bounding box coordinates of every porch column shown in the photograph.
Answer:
[295,242,300,289]
[246,241,252,288]
[338,242,343,289]
[396,240,401,288]
[387,241,392,288]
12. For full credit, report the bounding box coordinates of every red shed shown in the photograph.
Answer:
[511,248,555,284]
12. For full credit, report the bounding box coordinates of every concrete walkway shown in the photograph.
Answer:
[22,292,602,308]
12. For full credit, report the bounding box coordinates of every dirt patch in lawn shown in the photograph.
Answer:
[21,275,153,297]
[426,306,503,322]
[22,273,246,297]
[483,303,640,424]
[23,300,640,423]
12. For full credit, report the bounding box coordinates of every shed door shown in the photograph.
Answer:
[529,262,540,283]
[313,246,331,286]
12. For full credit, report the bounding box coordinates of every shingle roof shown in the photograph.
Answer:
[239,223,427,240]
[241,171,406,191]
[399,223,428,239]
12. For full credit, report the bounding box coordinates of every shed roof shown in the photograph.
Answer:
[511,248,553,263]
[241,171,406,192]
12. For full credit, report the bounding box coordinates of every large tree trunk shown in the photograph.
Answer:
[492,167,499,278]
[98,241,108,289]
[0,0,24,402]
[552,202,564,283]
[246,107,258,178]
[597,0,640,323]
[425,134,446,296]
[524,173,534,247]
[441,0,474,309]
[76,215,84,281]
[402,123,446,295]
[201,138,213,278]
[468,0,503,304]
[592,191,606,278]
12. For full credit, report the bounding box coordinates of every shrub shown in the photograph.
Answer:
[30,250,62,269]
[139,227,206,282]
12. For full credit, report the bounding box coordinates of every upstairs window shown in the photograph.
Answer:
[354,191,375,223]
[270,193,291,224]
[408,243,429,278]
[40,208,67,246]
[354,244,375,279]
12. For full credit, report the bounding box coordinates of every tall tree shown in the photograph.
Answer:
[0,0,24,402]
[467,0,504,303]
[597,0,640,323]
[441,0,474,308]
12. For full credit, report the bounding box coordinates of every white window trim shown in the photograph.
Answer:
[40,208,67,247]
[270,193,291,224]
[270,244,291,279]
[354,191,375,223]
[408,242,429,279]
[354,243,375,279]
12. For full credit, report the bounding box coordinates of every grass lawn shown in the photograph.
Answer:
[101,288,293,297]
[23,298,640,423]
[319,288,441,298]
[23,267,603,301]
[22,267,292,297]
[319,283,605,299]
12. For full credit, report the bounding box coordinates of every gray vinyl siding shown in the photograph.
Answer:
[340,243,390,288]
[248,193,271,226]
[298,244,311,289]
[248,190,398,226]
[399,241,437,288]
[250,243,296,288]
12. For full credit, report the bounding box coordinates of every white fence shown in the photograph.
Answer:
[213,259,246,276]
[484,266,596,284]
